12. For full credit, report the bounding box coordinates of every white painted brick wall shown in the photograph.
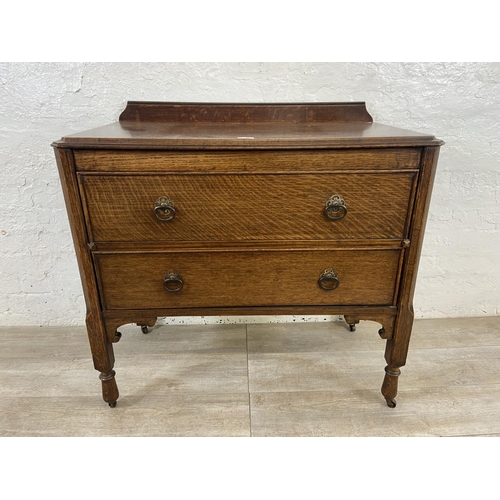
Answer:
[1,62,499,326]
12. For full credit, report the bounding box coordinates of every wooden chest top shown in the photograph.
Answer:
[53,101,443,150]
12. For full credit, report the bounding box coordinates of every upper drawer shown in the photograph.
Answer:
[74,149,421,172]
[79,172,417,242]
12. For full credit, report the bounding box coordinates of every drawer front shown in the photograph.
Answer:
[74,148,421,172]
[80,173,416,242]
[95,249,402,310]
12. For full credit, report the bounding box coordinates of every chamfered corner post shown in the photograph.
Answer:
[54,145,120,407]
[87,311,119,407]
[381,305,413,408]
[381,146,441,408]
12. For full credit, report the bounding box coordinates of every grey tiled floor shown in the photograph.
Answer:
[1,316,499,436]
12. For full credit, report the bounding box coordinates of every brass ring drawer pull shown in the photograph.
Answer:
[154,196,176,221]
[163,271,183,293]
[318,268,340,290]
[324,195,347,220]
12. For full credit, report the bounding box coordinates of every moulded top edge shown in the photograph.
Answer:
[52,118,443,149]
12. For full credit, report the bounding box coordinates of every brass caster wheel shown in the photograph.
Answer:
[348,323,356,332]
[386,398,396,408]
[378,327,385,338]
[109,402,117,408]
[141,325,149,334]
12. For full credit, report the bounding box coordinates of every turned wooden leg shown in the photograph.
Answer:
[86,312,120,407]
[381,306,414,408]
[95,342,119,407]
[99,370,119,407]
[381,365,401,408]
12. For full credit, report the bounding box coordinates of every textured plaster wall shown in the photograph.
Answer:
[1,62,499,326]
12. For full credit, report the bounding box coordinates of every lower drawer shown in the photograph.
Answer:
[95,249,402,310]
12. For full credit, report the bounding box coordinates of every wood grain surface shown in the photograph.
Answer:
[118,101,375,123]
[94,249,402,310]
[79,172,416,242]
[74,148,421,172]
[53,102,442,150]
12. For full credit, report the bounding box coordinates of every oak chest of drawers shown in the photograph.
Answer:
[53,101,442,408]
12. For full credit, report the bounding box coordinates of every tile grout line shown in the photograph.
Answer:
[245,323,252,437]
